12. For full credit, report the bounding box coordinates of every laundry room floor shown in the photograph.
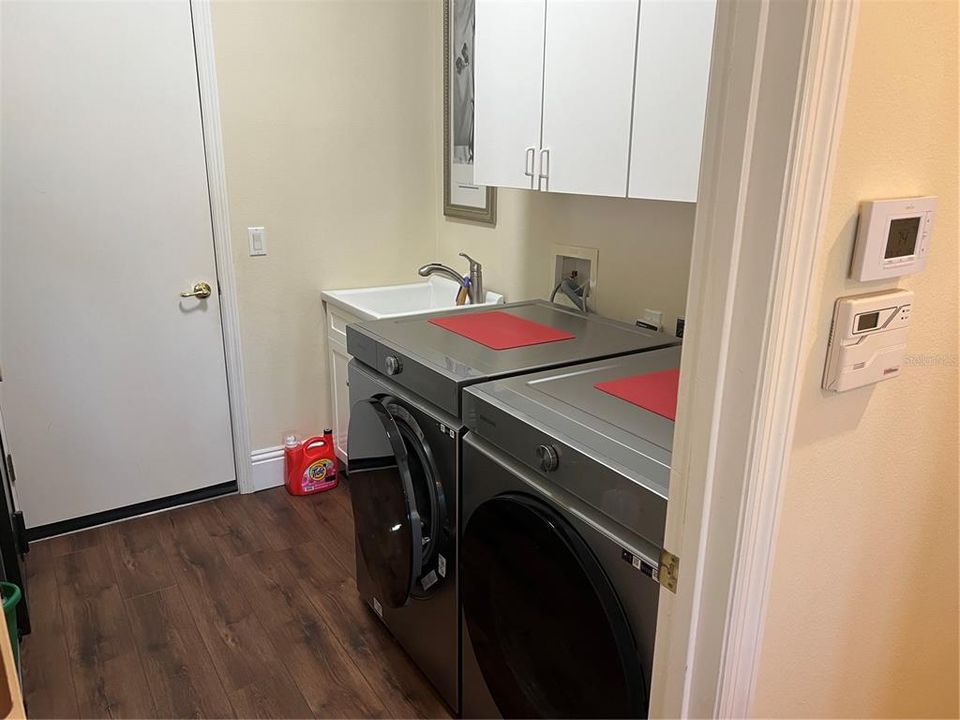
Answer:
[21,483,451,719]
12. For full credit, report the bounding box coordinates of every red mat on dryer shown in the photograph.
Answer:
[429,310,575,350]
[594,368,680,421]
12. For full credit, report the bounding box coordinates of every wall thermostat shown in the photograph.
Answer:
[850,196,936,281]
[822,289,913,392]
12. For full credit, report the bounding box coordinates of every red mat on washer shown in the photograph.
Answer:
[594,368,680,421]
[429,310,575,350]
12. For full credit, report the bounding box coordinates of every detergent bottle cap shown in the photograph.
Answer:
[283,433,300,448]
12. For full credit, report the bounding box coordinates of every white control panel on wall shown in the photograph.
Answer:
[850,196,936,281]
[822,289,913,392]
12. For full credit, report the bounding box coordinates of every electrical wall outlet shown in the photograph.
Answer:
[641,309,663,332]
[248,226,267,257]
[676,316,686,338]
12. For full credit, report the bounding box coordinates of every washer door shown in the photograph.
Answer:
[461,494,646,719]
[348,397,446,608]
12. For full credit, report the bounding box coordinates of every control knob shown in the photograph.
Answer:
[384,355,403,376]
[535,444,560,472]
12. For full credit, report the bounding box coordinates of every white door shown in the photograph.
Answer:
[0,0,236,530]
[629,0,716,202]
[474,0,546,190]
[540,0,639,196]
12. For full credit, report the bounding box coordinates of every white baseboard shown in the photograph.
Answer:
[251,446,285,492]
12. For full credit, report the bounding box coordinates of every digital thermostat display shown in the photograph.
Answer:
[856,311,880,332]
[851,196,936,281]
[885,217,920,259]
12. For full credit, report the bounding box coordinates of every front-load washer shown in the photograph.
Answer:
[347,300,680,713]
[347,360,460,710]
[459,345,682,718]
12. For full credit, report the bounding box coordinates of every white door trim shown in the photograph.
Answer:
[650,0,858,717]
[190,0,254,494]
[716,1,858,714]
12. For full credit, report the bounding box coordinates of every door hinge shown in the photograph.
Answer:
[657,549,680,593]
[5,454,15,485]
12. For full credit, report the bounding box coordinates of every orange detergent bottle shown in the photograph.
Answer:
[284,429,339,496]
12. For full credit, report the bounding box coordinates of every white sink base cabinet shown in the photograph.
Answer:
[325,304,361,464]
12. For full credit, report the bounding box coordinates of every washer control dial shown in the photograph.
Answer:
[384,355,403,376]
[536,444,560,472]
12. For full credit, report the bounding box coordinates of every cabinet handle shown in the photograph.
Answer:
[524,146,536,180]
[538,148,550,191]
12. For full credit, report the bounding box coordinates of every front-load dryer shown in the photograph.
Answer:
[460,345,682,718]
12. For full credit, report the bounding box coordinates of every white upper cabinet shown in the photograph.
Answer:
[629,0,717,202]
[474,0,546,191]
[541,0,639,196]
[474,0,716,202]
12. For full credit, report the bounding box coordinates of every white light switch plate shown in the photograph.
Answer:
[248,226,267,256]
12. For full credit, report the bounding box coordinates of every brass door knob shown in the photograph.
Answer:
[180,281,212,299]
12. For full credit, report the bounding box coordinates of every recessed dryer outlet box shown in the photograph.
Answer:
[550,244,598,311]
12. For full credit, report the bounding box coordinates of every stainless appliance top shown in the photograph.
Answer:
[346,300,680,417]
[462,345,682,544]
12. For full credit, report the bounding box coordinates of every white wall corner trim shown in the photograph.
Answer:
[190,0,254,494]
[716,1,859,715]
[251,446,286,492]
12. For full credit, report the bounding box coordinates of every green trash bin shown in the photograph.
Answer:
[1,582,21,673]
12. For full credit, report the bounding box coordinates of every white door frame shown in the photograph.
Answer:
[190,0,254,494]
[651,0,858,717]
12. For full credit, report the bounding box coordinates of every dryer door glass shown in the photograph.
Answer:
[348,398,446,608]
[461,494,646,718]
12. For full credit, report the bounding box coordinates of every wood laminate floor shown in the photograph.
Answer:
[21,483,451,719]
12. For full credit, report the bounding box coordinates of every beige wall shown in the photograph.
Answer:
[751,2,959,717]
[212,0,438,448]
[436,190,695,332]
[213,0,696,449]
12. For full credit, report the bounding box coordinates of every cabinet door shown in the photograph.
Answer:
[474,0,546,190]
[329,343,351,463]
[540,0,639,197]
[628,0,716,202]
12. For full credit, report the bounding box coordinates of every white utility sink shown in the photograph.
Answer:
[322,277,505,463]
[321,276,504,321]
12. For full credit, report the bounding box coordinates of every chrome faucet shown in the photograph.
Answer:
[459,252,483,303]
[418,253,484,304]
